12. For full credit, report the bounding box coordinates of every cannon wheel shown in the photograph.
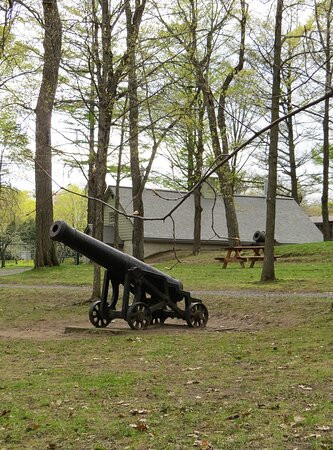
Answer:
[185,302,208,328]
[151,314,165,325]
[89,300,112,328]
[127,302,152,330]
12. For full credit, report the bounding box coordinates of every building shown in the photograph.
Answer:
[310,216,333,240]
[101,184,323,257]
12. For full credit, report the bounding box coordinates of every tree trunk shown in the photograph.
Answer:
[87,67,96,227]
[91,96,112,297]
[88,0,129,297]
[193,186,202,255]
[286,112,299,203]
[125,0,146,260]
[203,84,240,246]
[87,56,100,298]
[35,0,61,268]
[128,42,144,259]
[314,1,332,240]
[285,53,300,204]
[90,0,113,297]
[1,249,5,268]
[322,92,331,240]
[217,0,246,155]
[214,0,247,246]
[261,0,283,282]
[321,6,332,240]
[192,98,204,255]
[190,0,243,247]
[114,100,127,250]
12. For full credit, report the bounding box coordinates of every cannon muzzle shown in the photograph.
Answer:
[253,230,266,243]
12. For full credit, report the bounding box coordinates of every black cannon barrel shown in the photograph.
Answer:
[49,221,182,289]
[253,230,266,243]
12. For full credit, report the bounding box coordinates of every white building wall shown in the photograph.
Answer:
[104,194,133,242]
[143,241,225,258]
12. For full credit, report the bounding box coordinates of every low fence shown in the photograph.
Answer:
[5,243,34,261]
[6,242,82,264]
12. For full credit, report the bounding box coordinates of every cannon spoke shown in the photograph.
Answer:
[185,302,208,328]
[89,300,112,328]
[127,302,152,330]
[151,312,166,325]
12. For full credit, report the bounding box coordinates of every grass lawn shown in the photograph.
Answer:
[0,242,332,449]
[1,241,333,292]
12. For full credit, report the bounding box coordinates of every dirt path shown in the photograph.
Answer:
[193,289,333,298]
[0,283,333,298]
[1,283,333,298]
[0,267,32,276]
[1,282,332,340]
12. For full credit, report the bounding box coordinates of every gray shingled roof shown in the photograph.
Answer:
[114,186,323,244]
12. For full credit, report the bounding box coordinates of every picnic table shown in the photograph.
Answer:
[215,245,279,268]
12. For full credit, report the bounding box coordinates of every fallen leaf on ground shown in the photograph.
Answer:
[26,423,40,432]
[298,384,313,391]
[226,413,240,420]
[194,439,213,449]
[293,415,305,423]
[305,434,321,439]
[226,409,251,420]
[130,408,149,415]
[316,425,331,431]
[129,419,148,432]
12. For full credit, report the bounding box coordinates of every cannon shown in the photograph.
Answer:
[49,221,208,330]
[253,230,266,243]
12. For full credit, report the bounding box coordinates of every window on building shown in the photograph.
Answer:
[109,211,115,225]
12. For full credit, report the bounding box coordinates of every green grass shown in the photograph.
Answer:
[0,263,93,286]
[274,240,333,258]
[2,261,333,292]
[2,260,34,268]
[1,240,332,449]
[1,241,333,292]
[0,289,332,449]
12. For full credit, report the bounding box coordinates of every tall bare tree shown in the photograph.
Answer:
[216,0,247,244]
[261,0,283,282]
[89,0,128,296]
[280,34,303,204]
[125,0,147,261]
[157,0,245,245]
[315,0,333,240]
[35,0,62,267]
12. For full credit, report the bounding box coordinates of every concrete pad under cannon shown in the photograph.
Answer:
[64,323,237,335]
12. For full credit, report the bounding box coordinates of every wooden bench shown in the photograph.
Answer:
[214,257,225,262]
[215,256,248,269]
[247,255,280,268]
[215,246,280,269]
